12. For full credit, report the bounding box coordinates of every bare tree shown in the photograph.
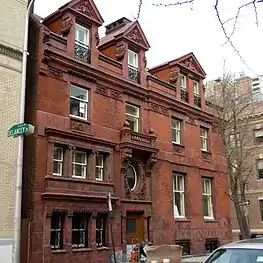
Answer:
[206,72,256,239]
[136,0,262,73]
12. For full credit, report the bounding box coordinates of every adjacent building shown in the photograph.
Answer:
[252,75,263,101]
[21,0,231,262]
[0,0,29,262]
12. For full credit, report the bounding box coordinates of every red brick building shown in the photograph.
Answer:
[21,0,232,262]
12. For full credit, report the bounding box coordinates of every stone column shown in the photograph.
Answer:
[66,146,73,178]
[88,150,96,180]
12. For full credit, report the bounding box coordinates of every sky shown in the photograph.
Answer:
[34,0,263,81]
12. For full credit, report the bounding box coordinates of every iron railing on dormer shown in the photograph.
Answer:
[194,94,201,108]
[181,88,189,102]
[128,65,140,84]
[74,40,90,63]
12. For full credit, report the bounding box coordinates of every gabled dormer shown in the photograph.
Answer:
[149,52,206,109]
[98,17,150,86]
[43,0,104,65]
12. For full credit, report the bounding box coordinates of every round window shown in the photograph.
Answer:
[126,165,137,190]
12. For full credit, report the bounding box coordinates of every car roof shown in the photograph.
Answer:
[220,237,263,250]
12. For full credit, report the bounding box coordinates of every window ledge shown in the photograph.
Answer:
[204,218,217,222]
[51,249,67,254]
[174,217,190,222]
[72,248,92,253]
[70,116,91,124]
[97,246,110,251]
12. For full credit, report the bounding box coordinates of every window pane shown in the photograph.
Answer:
[180,75,186,88]
[172,119,180,129]
[126,219,137,234]
[70,98,88,119]
[70,86,88,101]
[74,151,86,164]
[126,117,139,132]
[96,167,103,180]
[73,164,85,177]
[75,24,89,45]
[203,195,209,217]
[53,161,62,175]
[177,176,184,191]
[174,192,181,215]
[126,166,137,190]
[126,104,139,116]
[128,50,138,68]
[53,147,63,160]
[96,155,103,167]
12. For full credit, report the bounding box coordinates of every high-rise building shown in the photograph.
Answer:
[0,0,29,262]
[252,75,263,101]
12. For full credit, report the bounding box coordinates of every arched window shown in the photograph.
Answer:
[126,165,137,190]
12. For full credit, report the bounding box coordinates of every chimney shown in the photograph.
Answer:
[105,17,131,35]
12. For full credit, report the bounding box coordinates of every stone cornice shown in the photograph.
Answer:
[0,43,22,60]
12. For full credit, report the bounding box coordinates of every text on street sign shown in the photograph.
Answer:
[8,123,34,137]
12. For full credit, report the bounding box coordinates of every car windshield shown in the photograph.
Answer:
[206,248,263,263]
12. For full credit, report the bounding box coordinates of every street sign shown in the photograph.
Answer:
[239,200,250,206]
[8,123,34,138]
[108,192,112,212]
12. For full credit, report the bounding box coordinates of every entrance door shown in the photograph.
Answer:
[126,213,144,245]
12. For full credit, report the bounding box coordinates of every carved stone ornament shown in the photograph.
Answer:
[124,168,147,201]
[169,70,179,83]
[182,57,197,72]
[120,147,132,174]
[146,152,157,176]
[47,67,64,80]
[150,103,169,116]
[42,32,50,44]
[127,28,143,45]
[143,56,147,68]
[95,30,100,46]
[70,119,91,133]
[75,1,96,19]
[61,17,73,36]
[116,44,127,61]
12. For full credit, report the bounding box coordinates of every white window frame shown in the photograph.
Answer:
[53,147,63,176]
[180,74,187,90]
[75,23,89,47]
[200,128,208,151]
[72,214,88,248]
[128,50,138,69]
[172,118,181,145]
[95,154,104,181]
[193,81,199,95]
[125,103,140,132]
[70,85,88,120]
[202,178,213,219]
[173,174,185,218]
[72,150,87,179]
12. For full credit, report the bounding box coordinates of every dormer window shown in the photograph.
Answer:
[75,23,90,63]
[128,50,140,84]
[193,80,201,108]
[180,74,188,102]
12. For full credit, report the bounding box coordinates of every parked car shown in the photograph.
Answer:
[204,236,263,263]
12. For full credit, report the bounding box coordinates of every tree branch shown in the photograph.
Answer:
[152,0,194,7]
[136,0,143,20]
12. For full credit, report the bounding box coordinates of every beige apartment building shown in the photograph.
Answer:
[206,76,263,240]
[0,0,28,261]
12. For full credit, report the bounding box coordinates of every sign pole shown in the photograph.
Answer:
[108,192,117,263]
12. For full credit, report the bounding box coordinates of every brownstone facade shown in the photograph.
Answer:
[21,0,232,262]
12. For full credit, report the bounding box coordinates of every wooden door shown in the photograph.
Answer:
[126,213,144,245]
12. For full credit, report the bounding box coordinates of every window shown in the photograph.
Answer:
[202,178,213,219]
[95,154,104,181]
[72,214,88,248]
[193,81,199,95]
[128,50,138,69]
[260,200,263,221]
[200,127,208,151]
[72,150,87,179]
[172,118,181,144]
[257,159,263,179]
[205,239,219,253]
[175,240,190,255]
[75,23,89,46]
[229,133,240,147]
[180,74,186,90]
[173,174,185,218]
[96,214,107,247]
[126,165,137,190]
[53,147,63,176]
[125,103,139,132]
[50,213,64,250]
[70,85,88,120]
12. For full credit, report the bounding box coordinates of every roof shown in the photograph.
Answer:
[99,21,135,47]
[149,52,206,79]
